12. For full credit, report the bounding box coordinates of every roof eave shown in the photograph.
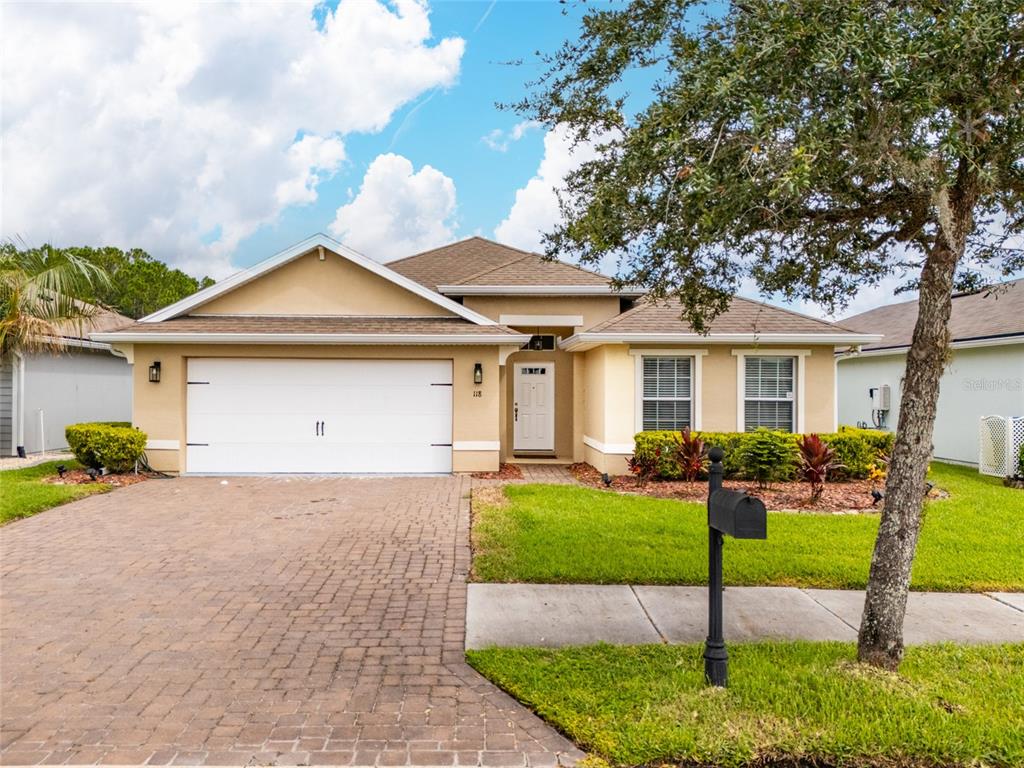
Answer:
[559,331,885,351]
[438,285,646,297]
[846,332,1024,357]
[91,331,531,346]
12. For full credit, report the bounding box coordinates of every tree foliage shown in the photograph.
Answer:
[0,244,110,357]
[514,0,1023,328]
[0,244,215,320]
[515,0,1023,670]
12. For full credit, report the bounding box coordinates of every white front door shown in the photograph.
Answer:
[186,358,452,473]
[513,363,554,452]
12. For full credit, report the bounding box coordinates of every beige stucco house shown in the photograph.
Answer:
[93,233,880,475]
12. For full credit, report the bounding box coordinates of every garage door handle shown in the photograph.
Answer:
[321,421,325,437]
[315,420,321,436]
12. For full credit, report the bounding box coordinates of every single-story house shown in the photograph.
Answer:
[837,278,1024,466]
[93,233,879,475]
[2,307,134,456]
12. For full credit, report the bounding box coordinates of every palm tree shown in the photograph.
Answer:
[0,242,111,357]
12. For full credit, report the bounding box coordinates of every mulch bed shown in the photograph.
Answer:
[570,462,905,514]
[43,469,155,487]
[471,463,525,480]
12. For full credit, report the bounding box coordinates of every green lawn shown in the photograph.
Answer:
[467,643,1024,767]
[0,460,109,524]
[472,463,1024,591]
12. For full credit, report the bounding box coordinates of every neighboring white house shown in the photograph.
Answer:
[1,308,134,456]
[837,278,1024,466]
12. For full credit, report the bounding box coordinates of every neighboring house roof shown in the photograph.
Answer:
[389,236,642,296]
[54,306,133,340]
[138,233,496,326]
[841,278,1024,352]
[560,296,881,350]
[93,315,528,345]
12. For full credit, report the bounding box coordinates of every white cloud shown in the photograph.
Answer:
[1,0,464,278]
[481,120,541,152]
[328,153,456,262]
[494,125,603,252]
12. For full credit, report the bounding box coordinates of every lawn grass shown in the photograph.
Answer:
[0,460,109,525]
[471,462,1024,591]
[467,642,1024,767]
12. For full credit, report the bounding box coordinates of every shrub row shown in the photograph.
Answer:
[65,422,147,473]
[633,425,894,481]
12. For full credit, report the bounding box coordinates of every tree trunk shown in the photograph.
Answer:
[856,237,962,670]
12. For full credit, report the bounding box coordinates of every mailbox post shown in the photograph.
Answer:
[704,446,767,687]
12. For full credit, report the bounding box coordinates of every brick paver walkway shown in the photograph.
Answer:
[0,476,583,767]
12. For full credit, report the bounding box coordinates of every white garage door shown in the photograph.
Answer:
[186,358,452,473]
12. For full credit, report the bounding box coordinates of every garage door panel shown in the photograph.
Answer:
[189,413,322,444]
[186,358,453,473]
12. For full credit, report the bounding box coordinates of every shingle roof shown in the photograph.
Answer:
[54,304,133,340]
[842,278,1024,351]
[387,236,611,291]
[585,296,861,335]
[97,315,521,337]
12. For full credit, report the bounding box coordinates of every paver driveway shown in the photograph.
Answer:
[0,476,582,767]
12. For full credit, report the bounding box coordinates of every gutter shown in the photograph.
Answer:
[559,331,885,351]
[91,332,531,346]
[844,332,1024,358]
[438,284,647,297]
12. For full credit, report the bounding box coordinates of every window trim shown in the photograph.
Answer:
[732,349,809,432]
[630,349,707,433]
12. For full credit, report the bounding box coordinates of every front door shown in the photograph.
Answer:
[513,363,554,452]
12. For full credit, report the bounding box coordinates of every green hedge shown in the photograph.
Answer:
[633,426,893,480]
[65,422,147,473]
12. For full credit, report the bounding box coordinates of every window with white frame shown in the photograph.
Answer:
[744,356,796,431]
[641,356,692,431]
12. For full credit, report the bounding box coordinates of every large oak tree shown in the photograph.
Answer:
[515,0,1023,668]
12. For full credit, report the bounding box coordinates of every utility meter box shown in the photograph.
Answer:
[870,384,891,411]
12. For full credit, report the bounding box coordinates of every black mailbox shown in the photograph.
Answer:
[708,489,767,539]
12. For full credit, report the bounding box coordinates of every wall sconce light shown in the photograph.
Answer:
[473,362,483,385]
[148,361,161,383]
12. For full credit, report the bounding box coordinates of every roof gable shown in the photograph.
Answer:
[141,234,496,325]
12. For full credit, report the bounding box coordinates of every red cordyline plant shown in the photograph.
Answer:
[797,433,839,503]
[627,446,660,487]
[674,427,707,482]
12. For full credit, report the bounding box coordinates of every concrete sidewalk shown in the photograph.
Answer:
[466,584,1024,648]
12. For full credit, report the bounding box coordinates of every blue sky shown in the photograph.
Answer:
[246,1,593,267]
[7,0,629,281]
[5,0,1011,319]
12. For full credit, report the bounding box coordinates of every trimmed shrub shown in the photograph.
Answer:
[65,422,147,473]
[633,431,688,479]
[837,425,895,457]
[742,428,799,488]
[820,431,874,480]
[1018,442,1024,478]
[693,431,750,477]
[633,426,889,481]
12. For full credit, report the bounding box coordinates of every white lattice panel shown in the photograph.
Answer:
[979,415,1024,476]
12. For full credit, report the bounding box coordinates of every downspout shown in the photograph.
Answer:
[13,351,25,457]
